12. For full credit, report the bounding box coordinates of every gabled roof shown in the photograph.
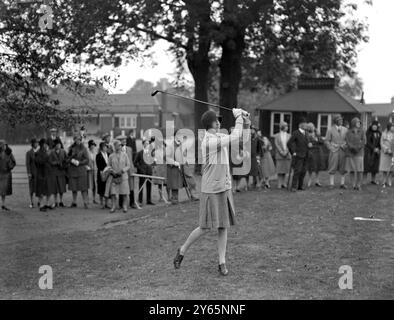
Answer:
[367,103,394,117]
[258,88,372,114]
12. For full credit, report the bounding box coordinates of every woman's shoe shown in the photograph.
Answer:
[218,263,229,276]
[123,207,128,213]
[59,202,65,208]
[1,206,10,211]
[173,248,184,269]
[315,182,322,187]
[70,203,77,208]
[110,208,116,214]
[29,203,34,209]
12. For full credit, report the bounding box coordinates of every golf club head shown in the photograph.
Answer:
[151,90,160,97]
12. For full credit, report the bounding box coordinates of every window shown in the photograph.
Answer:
[317,114,333,137]
[116,115,137,129]
[270,112,292,137]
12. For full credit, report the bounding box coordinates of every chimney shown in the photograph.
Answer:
[360,91,365,104]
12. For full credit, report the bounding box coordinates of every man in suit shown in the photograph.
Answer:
[325,114,348,189]
[126,129,137,158]
[287,118,310,192]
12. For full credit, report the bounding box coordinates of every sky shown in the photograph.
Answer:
[104,0,394,104]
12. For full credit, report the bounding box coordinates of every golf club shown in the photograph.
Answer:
[151,90,249,117]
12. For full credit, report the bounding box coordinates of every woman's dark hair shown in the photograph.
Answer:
[387,122,392,131]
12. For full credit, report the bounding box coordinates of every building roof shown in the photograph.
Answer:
[367,103,394,117]
[54,90,159,114]
[258,88,373,114]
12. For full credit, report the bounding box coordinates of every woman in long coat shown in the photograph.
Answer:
[166,136,184,204]
[379,123,394,187]
[248,128,260,189]
[35,138,51,212]
[0,140,16,211]
[345,117,366,190]
[258,131,276,189]
[87,140,98,204]
[67,134,89,208]
[273,122,291,189]
[108,140,130,213]
[48,138,67,207]
[152,138,169,202]
[26,138,39,208]
[364,121,381,184]
[96,142,109,208]
[306,123,324,187]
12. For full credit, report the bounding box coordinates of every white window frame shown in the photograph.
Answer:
[317,113,333,137]
[116,114,137,129]
[270,112,292,137]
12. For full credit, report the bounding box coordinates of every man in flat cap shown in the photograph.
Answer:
[173,107,250,276]
[325,114,348,189]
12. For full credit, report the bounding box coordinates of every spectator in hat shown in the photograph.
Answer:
[87,139,98,204]
[67,134,89,208]
[48,138,67,207]
[379,122,394,187]
[117,135,140,209]
[108,140,131,213]
[345,117,366,190]
[35,138,52,212]
[47,128,63,150]
[364,120,381,185]
[258,131,276,189]
[274,121,292,189]
[325,114,348,189]
[287,117,310,192]
[96,142,110,208]
[26,138,39,208]
[102,133,114,155]
[0,140,16,211]
[306,122,324,187]
[134,138,155,206]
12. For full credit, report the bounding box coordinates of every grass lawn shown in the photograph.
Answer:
[0,172,393,299]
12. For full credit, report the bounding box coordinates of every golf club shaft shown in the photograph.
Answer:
[152,90,234,112]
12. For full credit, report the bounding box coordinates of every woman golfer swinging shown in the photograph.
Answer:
[173,108,250,276]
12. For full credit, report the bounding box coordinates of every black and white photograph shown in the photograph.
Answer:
[0,0,393,305]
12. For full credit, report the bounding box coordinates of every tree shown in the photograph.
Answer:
[0,0,113,129]
[214,0,370,128]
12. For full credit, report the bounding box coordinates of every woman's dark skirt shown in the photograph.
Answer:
[48,175,67,195]
[97,171,106,197]
[199,190,236,229]
[0,172,12,196]
[35,176,49,198]
[68,173,88,192]
[307,149,321,174]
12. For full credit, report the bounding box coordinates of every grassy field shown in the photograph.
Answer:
[0,172,393,299]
